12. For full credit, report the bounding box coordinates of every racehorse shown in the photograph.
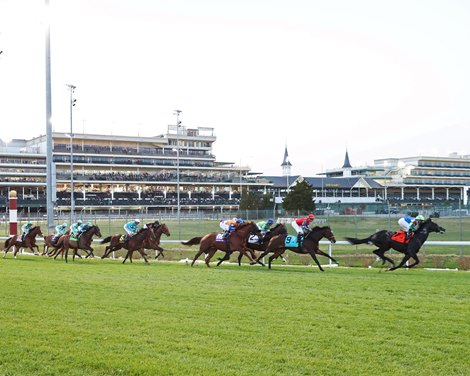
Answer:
[3,226,43,258]
[345,218,445,271]
[101,226,156,264]
[42,230,70,256]
[252,226,338,271]
[100,222,168,259]
[220,223,288,266]
[181,221,261,267]
[60,225,102,263]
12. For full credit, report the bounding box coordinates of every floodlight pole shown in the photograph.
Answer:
[45,0,55,233]
[174,109,182,240]
[66,84,76,223]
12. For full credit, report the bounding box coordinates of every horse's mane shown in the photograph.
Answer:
[311,225,331,231]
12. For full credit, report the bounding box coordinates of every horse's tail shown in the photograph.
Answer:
[181,237,203,246]
[101,236,112,244]
[345,236,372,245]
[4,237,11,248]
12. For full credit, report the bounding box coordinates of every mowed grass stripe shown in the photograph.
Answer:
[0,257,469,376]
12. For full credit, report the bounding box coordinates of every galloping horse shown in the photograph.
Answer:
[3,226,43,258]
[101,222,170,259]
[60,225,102,263]
[101,226,156,264]
[345,218,445,271]
[220,223,288,266]
[42,230,70,256]
[182,221,261,267]
[252,226,338,271]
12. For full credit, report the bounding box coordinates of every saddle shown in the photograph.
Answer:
[391,230,411,244]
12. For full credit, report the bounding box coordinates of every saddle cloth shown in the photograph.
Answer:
[391,230,410,244]
[247,235,260,244]
[216,233,225,242]
[284,235,301,247]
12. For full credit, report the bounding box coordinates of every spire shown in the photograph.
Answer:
[342,150,352,169]
[281,145,292,167]
[281,145,292,177]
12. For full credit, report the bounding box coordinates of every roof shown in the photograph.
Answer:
[260,175,383,189]
[302,176,383,189]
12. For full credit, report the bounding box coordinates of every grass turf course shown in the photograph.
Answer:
[1,257,469,375]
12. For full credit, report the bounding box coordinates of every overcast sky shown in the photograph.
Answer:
[1,0,469,176]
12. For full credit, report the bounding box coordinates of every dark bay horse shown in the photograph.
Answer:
[345,218,445,271]
[100,222,168,259]
[252,226,338,271]
[225,223,288,266]
[61,225,102,263]
[182,221,261,267]
[101,226,156,264]
[3,226,43,258]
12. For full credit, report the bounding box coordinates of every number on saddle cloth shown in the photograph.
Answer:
[285,235,301,247]
[248,234,260,244]
[391,230,410,244]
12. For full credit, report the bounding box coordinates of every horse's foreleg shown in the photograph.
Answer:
[155,246,164,259]
[388,255,411,271]
[308,250,324,272]
[405,249,420,269]
[268,249,285,269]
[315,248,338,264]
[139,248,149,264]
[122,250,131,264]
[237,252,243,266]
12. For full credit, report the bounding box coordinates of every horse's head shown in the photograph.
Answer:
[92,225,102,238]
[309,226,336,243]
[423,218,445,234]
[31,226,43,237]
[160,223,171,237]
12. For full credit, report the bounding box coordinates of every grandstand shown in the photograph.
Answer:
[0,126,270,216]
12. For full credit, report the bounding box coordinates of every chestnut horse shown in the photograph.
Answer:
[252,226,338,271]
[100,222,169,259]
[61,225,102,263]
[182,221,261,267]
[42,230,70,256]
[345,218,445,271]
[218,223,288,266]
[3,226,43,258]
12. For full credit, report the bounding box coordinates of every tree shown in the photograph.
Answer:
[282,179,315,213]
[239,190,273,210]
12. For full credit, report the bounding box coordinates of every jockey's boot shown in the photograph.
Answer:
[297,233,303,249]
[21,233,26,242]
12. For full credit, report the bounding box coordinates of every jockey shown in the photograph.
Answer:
[219,217,243,252]
[291,214,315,248]
[124,219,141,241]
[398,214,425,240]
[70,219,83,238]
[256,218,274,243]
[257,218,274,234]
[52,222,68,243]
[79,221,93,234]
[21,221,33,241]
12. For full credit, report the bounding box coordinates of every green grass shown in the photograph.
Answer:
[0,257,469,375]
